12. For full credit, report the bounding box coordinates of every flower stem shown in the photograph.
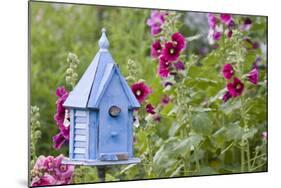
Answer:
[241,143,245,172]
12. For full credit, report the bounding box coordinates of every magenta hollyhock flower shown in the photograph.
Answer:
[247,68,259,85]
[52,132,67,150]
[222,91,232,102]
[162,42,181,62]
[171,32,186,51]
[31,174,57,186]
[131,82,152,103]
[53,86,70,150]
[227,77,245,97]
[54,87,68,128]
[151,40,162,58]
[227,20,235,29]
[220,14,232,25]
[222,64,235,80]
[157,56,171,78]
[147,10,166,36]
[161,95,170,105]
[54,155,74,183]
[174,61,185,71]
[207,13,217,29]
[146,104,156,114]
[252,42,259,49]
[213,31,222,41]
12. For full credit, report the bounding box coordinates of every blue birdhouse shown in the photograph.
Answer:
[62,29,141,166]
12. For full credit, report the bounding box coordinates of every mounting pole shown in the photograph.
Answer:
[97,166,106,182]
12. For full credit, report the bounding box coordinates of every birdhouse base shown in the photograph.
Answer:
[62,158,141,166]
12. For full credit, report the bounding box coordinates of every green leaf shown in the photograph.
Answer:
[242,128,258,140]
[168,122,181,137]
[225,125,244,141]
[191,113,213,136]
[173,135,203,155]
[220,100,242,115]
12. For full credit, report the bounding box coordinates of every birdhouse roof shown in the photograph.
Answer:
[63,29,140,109]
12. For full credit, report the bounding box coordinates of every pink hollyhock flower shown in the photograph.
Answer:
[161,95,170,105]
[33,155,47,170]
[227,77,244,97]
[174,61,185,71]
[54,155,74,183]
[222,64,235,80]
[43,156,56,173]
[151,40,162,58]
[220,14,232,25]
[31,173,57,186]
[158,56,171,78]
[131,82,152,103]
[162,42,181,62]
[247,68,259,85]
[222,91,232,102]
[31,155,74,186]
[207,13,217,29]
[171,32,186,51]
[146,104,156,114]
[147,10,166,36]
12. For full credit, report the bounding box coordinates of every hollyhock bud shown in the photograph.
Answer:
[146,104,156,114]
[222,64,235,80]
[174,61,185,71]
[247,68,259,85]
[222,91,232,102]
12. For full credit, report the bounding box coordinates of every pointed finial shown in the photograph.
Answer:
[98,28,109,51]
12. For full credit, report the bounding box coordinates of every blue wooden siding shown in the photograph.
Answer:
[98,72,129,157]
[128,110,133,157]
[89,110,98,159]
[72,109,89,160]
[69,109,74,159]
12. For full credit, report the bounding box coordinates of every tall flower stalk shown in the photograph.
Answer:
[30,106,41,167]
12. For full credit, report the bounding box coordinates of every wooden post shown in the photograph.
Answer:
[97,166,106,182]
